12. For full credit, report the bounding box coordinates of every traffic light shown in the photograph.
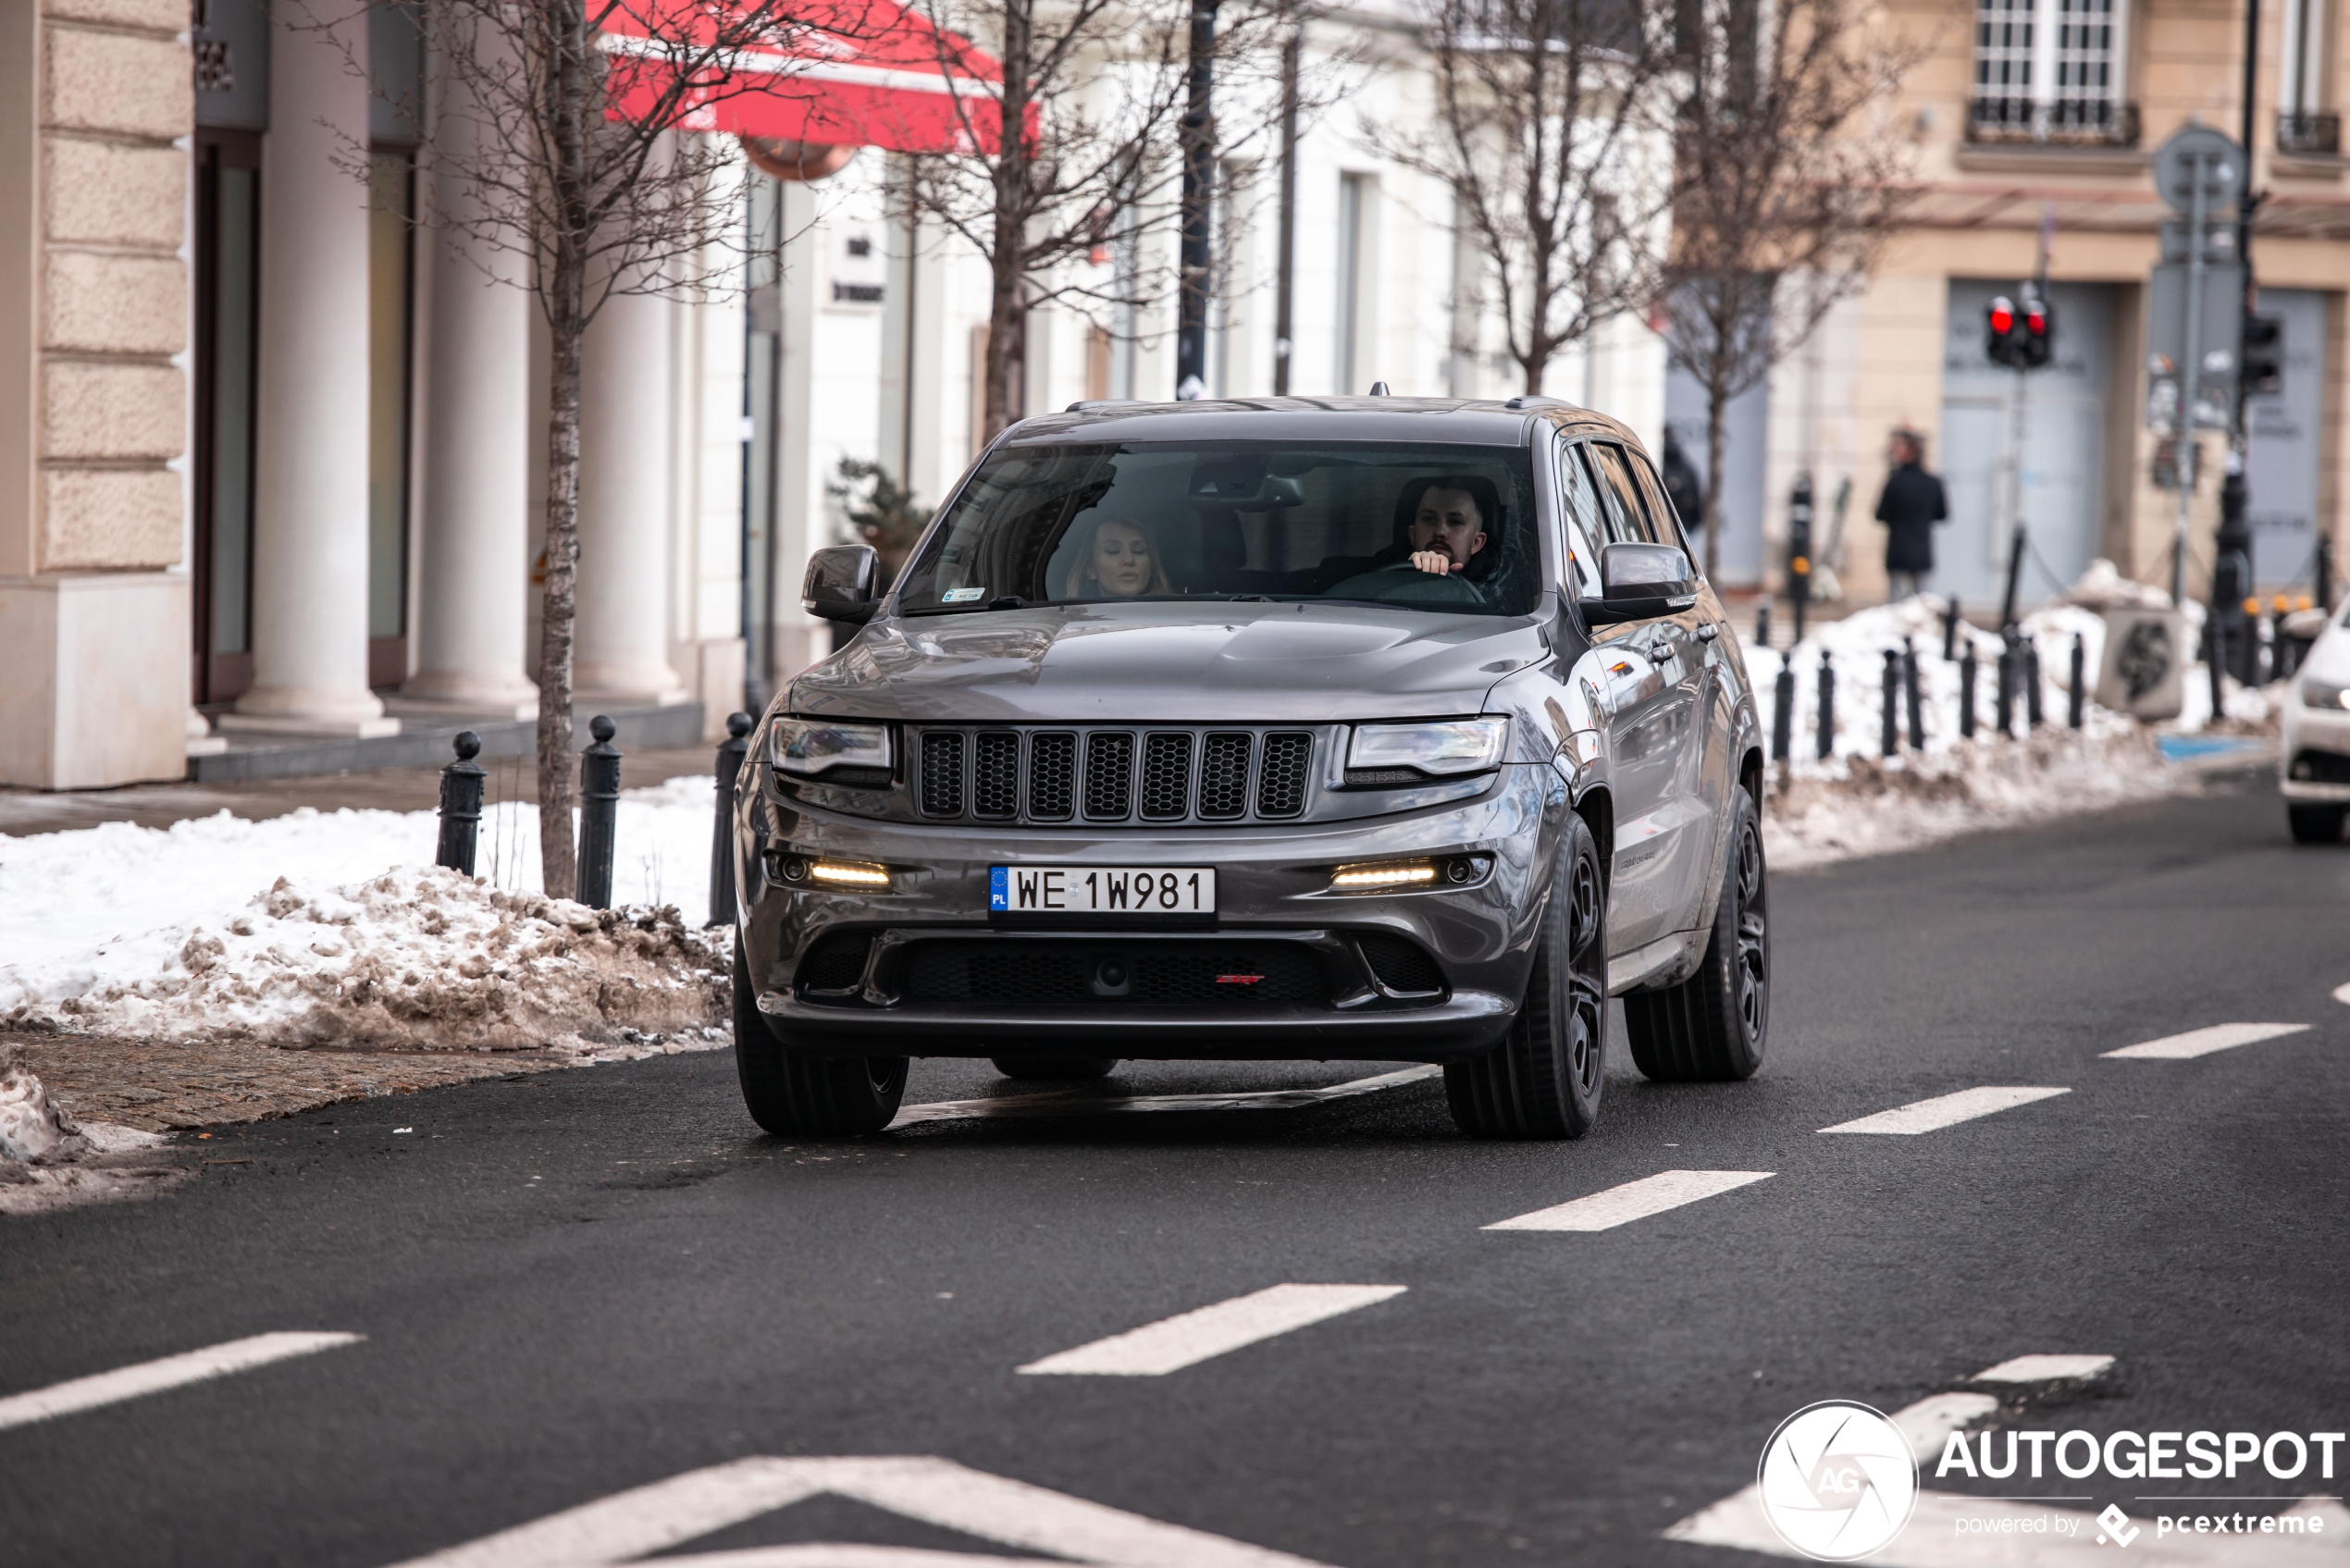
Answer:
[2243,315,2283,396]
[1986,296,2021,366]
[2021,297,2054,367]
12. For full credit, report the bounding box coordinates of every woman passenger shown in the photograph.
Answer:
[1061,515,1172,599]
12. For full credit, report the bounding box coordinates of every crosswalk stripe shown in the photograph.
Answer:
[2101,1022,2310,1059]
[1483,1169,1775,1232]
[0,1331,362,1431]
[893,1066,1441,1127]
[1818,1086,2070,1135]
[1017,1284,1406,1377]
[1970,1353,2115,1384]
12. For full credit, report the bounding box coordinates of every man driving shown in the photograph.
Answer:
[1407,482,1488,575]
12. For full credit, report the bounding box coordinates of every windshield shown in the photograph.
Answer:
[894,441,1544,617]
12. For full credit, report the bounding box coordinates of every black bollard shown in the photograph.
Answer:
[1943,598,1960,662]
[576,714,622,910]
[1815,655,1837,761]
[1995,642,2018,737]
[2024,639,2044,729]
[2068,633,2085,729]
[710,711,753,929]
[1771,660,1795,762]
[1880,649,1900,758]
[1754,602,1773,653]
[1959,645,1978,738]
[1903,637,1924,750]
[435,731,487,876]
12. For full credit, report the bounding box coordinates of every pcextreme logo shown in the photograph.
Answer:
[1756,1401,1920,1562]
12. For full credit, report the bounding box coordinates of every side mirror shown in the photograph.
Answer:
[803,544,881,623]
[1582,542,1698,624]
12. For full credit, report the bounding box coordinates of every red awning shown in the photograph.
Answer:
[601,0,1018,155]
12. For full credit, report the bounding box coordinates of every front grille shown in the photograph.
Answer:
[899,942,1328,1006]
[797,933,873,993]
[909,725,1317,825]
[1357,933,1443,994]
[921,732,964,817]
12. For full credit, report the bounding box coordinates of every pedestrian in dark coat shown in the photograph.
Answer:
[1874,429,1947,601]
[1661,428,1704,538]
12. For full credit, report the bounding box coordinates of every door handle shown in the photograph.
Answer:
[1694,623,1721,643]
[1646,639,1673,662]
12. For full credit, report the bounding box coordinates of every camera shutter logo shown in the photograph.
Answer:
[1757,1401,1920,1561]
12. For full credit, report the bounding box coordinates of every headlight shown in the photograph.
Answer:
[770,717,891,777]
[2299,677,2350,711]
[1348,718,1509,778]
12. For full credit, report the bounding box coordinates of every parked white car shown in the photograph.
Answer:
[2282,602,2350,843]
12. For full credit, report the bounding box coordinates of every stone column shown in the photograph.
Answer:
[575,287,687,703]
[227,0,394,735]
[397,55,538,719]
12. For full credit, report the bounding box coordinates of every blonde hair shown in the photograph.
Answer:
[1061,514,1172,599]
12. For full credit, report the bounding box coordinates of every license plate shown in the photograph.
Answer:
[989,865,1217,916]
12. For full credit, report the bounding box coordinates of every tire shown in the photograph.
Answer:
[732,936,908,1134]
[991,1056,1119,1080]
[1625,788,1769,1082]
[1444,813,1607,1139]
[2288,804,2345,845]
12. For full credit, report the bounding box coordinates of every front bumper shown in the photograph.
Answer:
[2280,701,2350,802]
[736,763,1567,1062]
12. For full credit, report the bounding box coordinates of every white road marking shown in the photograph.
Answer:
[1483,1169,1775,1232]
[1664,1355,2347,1565]
[387,1454,1338,1567]
[1819,1086,2070,1135]
[1969,1353,2115,1384]
[2333,982,2350,1007]
[893,1066,1441,1127]
[0,1331,362,1432]
[1018,1284,1406,1377]
[2101,1022,2310,1059]
[654,1550,1059,1566]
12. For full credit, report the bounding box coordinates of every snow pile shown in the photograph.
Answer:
[0,1045,180,1215]
[0,776,736,1053]
[1742,578,2275,867]
[0,1043,86,1161]
[4,868,730,1052]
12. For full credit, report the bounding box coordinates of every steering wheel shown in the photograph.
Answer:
[1327,562,1484,605]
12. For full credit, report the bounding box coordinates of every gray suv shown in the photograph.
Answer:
[729,398,1770,1139]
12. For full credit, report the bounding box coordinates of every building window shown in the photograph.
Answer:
[192,130,263,707]
[1970,0,2136,146]
[366,146,416,687]
[2279,0,2339,154]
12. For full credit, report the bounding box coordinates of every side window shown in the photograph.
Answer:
[1625,448,1695,561]
[1552,434,1603,597]
[1586,442,1662,545]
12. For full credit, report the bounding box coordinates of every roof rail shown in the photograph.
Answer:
[1063,399,1144,414]
[1503,394,1574,411]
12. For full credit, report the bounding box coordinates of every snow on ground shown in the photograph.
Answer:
[1742,586,2273,869]
[0,1043,182,1216]
[1,777,732,1054]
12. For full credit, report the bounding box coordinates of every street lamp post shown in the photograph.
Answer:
[1175,0,1221,401]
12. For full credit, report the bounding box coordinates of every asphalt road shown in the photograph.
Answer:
[5,769,2347,1568]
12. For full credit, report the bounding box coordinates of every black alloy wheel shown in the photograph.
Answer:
[1444,812,1607,1139]
[732,936,909,1134]
[1624,787,1769,1082]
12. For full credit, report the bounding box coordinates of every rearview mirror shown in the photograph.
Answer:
[1582,542,1698,624]
[803,544,881,623]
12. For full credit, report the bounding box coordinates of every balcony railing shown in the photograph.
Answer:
[1966,95,2141,148]
[2277,110,2342,156]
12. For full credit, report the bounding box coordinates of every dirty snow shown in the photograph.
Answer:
[1,777,733,1055]
[0,1044,181,1216]
[1742,583,2274,868]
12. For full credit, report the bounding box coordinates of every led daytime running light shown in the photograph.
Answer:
[1331,861,1438,889]
[809,860,890,887]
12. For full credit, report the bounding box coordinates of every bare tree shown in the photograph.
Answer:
[1378,0,1679,395]
[370,0,854,897]
[1659,0,1921,580]
[897,0,1295,440]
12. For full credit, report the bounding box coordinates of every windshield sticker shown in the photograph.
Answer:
[941,586,985,603]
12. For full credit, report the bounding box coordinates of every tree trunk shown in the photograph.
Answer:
[536,306,582,900]
[1703,377,1727,583]
[981,0,1031,441]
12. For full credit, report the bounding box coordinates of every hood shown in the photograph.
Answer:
[788,601,1554,723]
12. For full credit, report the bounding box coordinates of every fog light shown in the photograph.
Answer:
[808,859,890,888]
[1331,860,1438,890]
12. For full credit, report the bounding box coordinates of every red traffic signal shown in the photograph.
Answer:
[2022,300,2053,368]
[1985,296,2020,366]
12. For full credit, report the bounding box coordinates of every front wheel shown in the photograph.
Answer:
[733,936,908,1134]
[2288,804,2345,845]
[1444,813,1608,1139]
[1624,788,1769,1081]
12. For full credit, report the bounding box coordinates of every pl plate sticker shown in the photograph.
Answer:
[942,586,986,603]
